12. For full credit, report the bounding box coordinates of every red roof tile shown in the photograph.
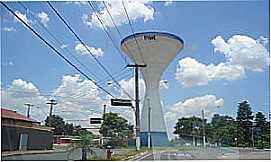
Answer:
[1,108,39,123]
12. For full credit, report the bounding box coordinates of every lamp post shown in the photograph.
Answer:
[147,98,151,149]
[201,109,206,148]
[235,137,238,148]
[251,121,256,149]
[201,105,222,148]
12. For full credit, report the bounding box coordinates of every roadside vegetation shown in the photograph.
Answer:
[172,100,270,149]
[99,112,134,148]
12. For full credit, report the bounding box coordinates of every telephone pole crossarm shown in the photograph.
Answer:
[24,103,34,118]
[46,99,57,127]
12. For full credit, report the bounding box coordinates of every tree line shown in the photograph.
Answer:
[44,115,88,136]
[44,112,134,148]
[173,100,270,148]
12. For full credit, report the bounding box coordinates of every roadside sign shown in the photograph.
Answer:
[111,99,132,107]
[90,117,102,124]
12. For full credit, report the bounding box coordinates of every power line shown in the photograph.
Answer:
[101,1,137,64]
[1,88,112,101]
[0,2,115,98]
[102,1,122,37]
[18,2,104,84]
[46,1,134,100]
[102,66,131,81]
[122,0,145,65]
[87,1,128,65]
[114,70,133,81]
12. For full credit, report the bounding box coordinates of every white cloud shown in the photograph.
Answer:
[9,61,14,66]
[170,95,224,116]
[14,11,32,26]
[60,44,69,49]
[8,79,39,98]
[164,1,173,6]
[176,35,269,87]
[75,43,104,57]
[175,57,245,87]
[1,75,107,127]
[1,77,137,128]
[82,0,154,28]
[3,61,14,66]
[37,12,49,27]
[2,27,16,32]
[118,76,145,100]
[65,1,88,6]
[51,74,105,126]
[212,35,269,72]
[164,95,224,139]
[1,79,48,121]
[53,74,102,107]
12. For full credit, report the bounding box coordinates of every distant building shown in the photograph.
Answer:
[53,135,81,145]
[1,108,54,151]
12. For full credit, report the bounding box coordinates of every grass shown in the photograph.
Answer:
[88,146,197,161]
[111,149,147,161]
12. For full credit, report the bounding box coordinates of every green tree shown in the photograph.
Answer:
[45,115,65,135]
[173,116,204,146]
[264,121,270,148]
[209,114,236,146]
[64,123,74,135]
[77,132,93,161]
[99,112,133,148]
[236,100,254,147]
[254,112,269,148]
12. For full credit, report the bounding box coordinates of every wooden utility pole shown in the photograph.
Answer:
[127,64,146,151]
[24,103,34,118]
[103,104,106,116]
[46,99,57,127]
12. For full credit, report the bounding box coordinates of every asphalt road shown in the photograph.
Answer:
[133,147,271,160]
[133,151,193,160]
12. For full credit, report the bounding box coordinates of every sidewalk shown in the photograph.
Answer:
[2,149,61,157]
[1,148,82,161]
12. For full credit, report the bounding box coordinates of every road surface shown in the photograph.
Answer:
[132,147,271,160]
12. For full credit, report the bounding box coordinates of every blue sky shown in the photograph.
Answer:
[1,0,270,138]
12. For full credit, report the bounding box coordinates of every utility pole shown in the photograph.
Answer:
[46,99,57,127]
[192,123,196,147]
[103,104,106,116]
[24,103,34,118]
[251,122,255,148]
[127,64,146,151]
[147,98,151,149]
[202,109,206,147]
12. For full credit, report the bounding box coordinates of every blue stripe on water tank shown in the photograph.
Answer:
[140,132,170,147]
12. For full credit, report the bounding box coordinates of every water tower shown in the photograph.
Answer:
[121,31,184,146]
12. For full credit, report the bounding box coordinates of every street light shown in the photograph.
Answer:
[202,105,222,148]
[251,121,256,149]
[194,126,200,147]
[147,97,151,149]
[235,137,238,148]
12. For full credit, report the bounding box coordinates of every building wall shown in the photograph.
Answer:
[2,125,53,151]
[2,126,17,151]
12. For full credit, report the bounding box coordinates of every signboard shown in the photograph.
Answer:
[90,118,102,124]
[111,99,132,107]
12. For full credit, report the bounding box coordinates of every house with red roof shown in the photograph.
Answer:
[1,108,54,151]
